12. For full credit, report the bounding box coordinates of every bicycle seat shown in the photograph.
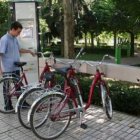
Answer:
[14,62,27,67]
[45,72,55,81]
[55,67,70,75]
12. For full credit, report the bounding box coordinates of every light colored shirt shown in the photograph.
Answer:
[0,33,20,72]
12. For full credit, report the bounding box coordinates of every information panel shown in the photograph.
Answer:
[15,2,39,82]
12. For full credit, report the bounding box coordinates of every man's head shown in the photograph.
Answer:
[9,21,23,37]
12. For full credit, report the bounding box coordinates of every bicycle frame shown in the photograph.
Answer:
[8,60,53,98]
[85,69,109,110]
[4,70,28,98]
[28,65,109,130]
[27,52,113,140]
[55,65,110,116]
[60,67,84,112]
[39,61,51,82]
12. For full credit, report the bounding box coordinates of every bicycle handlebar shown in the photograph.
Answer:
[80,54,115,68]
[37,52,55,63]
[75,48,84,60]
[37,52,50,58]
[54,48,84,67]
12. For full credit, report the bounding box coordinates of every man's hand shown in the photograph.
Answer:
[29,50,36,57]
[20,48,36,56]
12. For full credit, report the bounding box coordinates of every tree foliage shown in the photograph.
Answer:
[1,0,140,56]
[0,1,9,37]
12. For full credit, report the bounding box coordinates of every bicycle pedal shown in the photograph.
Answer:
[80,123,88,129]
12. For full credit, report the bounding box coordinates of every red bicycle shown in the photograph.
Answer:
[28,50,113,140]
[15,52,57,129]
[0,52,55,114]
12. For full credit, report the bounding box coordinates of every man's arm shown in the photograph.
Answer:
[19,48,36,56]
[0,54,3,75]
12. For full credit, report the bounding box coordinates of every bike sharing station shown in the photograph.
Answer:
[7,0,140,84]
[7,0,42,82]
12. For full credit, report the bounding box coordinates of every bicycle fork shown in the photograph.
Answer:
[72,79,87,129]
[100,84,106,109]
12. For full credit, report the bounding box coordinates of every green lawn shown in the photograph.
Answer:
[78,53,105,61]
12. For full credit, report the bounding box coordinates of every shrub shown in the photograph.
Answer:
[55,72,140,116]
[78,74,140,116]
[109,80,140,115]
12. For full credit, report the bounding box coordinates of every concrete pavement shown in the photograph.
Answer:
[0,106,140,140]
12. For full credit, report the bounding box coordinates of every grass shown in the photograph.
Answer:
[78,53,105,61]
[54,53,105,61]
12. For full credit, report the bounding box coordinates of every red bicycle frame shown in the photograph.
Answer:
[10,60,53,97]
[61,66,110,112]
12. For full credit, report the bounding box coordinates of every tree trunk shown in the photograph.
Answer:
[91,32,94,48]
[84,32,87,48]
[130,32,135,56]
[113,31,117,49]
[63,0,75,58]
[60,30,64,57]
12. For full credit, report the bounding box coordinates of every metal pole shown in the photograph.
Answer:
[115,38,121,64]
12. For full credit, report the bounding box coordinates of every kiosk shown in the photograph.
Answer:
[8,0,42,82]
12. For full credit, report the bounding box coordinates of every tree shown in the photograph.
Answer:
[63,0,74,58]
[90,0,140,56]
[0,1,9,37]
[111,0,140,56]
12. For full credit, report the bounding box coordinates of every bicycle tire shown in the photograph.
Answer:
[17,87,45,129]
[29,91,72,140]
[0,77,19,113]
[100,83,113,119]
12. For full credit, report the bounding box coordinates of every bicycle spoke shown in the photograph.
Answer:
[30,93,71,139]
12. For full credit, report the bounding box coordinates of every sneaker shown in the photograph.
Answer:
[22,101,30,109]
[4,105,14,111]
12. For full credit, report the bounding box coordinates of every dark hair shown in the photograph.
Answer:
[10,21,23,30]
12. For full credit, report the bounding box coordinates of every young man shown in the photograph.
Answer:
[0,21,36,110]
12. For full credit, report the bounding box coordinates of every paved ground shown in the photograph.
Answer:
[118,52,140,66]
[0,106,140,140]
[105,52,140,66]
[0,53,140,140]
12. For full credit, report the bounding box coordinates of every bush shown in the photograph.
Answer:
[109,80,140,115]
[55,72,140,116]
[78,73,102,106]
[78,74,140,116]
[42,45,61,56]
[84,47,128,57]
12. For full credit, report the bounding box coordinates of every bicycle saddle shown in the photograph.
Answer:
[55,67,70,75]
[14,62,27,67]
[45,72,55,81]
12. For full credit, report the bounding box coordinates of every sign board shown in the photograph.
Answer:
[14,2,39,82]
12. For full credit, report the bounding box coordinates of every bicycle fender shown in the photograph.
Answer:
[15,86,43,113]
[27,91,65,122]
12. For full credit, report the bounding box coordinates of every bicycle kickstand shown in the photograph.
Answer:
[79,111,88,129]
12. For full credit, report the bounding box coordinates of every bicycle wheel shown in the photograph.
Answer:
[100,83,113,119]
[29,92,72,140]
[0,77,19,113]
[17,87,45,129]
